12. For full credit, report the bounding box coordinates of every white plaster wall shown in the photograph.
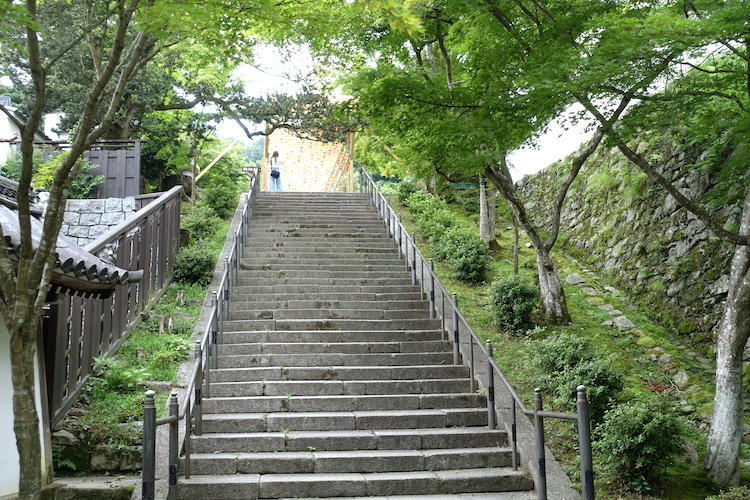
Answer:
[0,112,20,166]
[0,311,50,497]
[0,311,20,497]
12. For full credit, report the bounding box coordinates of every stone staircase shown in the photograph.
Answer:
[179,192,535,499]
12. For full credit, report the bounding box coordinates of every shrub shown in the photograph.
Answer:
[396,181,419,204]
[2,150,103,198]
[202,177,240,218]
[528,334,623,423]
[415,207,454,241]
[182,205,220,241]
[175,242,215,284]
[436,226,490,283]
[594,397,683,494]
[488,275,539,334]
[707,486,750,500]
[405,191,446,216]
[91,358,149,393]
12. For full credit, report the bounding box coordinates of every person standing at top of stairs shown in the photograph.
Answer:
[269,151,284,192]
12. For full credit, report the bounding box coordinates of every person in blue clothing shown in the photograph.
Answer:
[269,150,283,192]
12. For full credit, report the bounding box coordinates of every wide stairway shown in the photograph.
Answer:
[180,192,535,499]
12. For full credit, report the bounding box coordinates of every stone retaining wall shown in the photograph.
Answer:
[62,197,137,246]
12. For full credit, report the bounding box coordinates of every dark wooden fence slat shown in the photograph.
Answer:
[46,188,182,426]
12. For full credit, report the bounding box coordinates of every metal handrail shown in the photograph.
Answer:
[359,167,594,500]
[141,169,260,500]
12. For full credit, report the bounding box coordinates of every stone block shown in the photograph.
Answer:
[100,211,125,226]
[63,211,80,224]
[105,198,123,212]
[67,225,89,237]
[79,212,101,225]
[122,197,136,212]
[66,199,90,212]
[90,199,105,212]
[88,225,109,238]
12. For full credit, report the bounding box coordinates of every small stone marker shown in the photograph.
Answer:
[612,315,636,331]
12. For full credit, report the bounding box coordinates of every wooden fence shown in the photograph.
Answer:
[86,140,142,198]
[43,186,182,426]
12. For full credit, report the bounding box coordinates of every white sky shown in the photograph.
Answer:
[215,45,593,181]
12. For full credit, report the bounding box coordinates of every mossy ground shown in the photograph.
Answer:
[389,190,748,499]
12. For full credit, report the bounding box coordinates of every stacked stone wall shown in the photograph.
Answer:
[516,141,742,341]
[61,197,137,246]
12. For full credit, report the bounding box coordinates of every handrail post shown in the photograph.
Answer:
[211,292,219,369]
[511,397,519,470]
[429,259,435,319]
[167,391,179,500]
[485,341,496,429]
[577,386,595,500]
[410,234,417,286]
[224,257,231,305]
[534,388,548,500]
[396,215,402,260]
[440,289,446,340]
[141,390,156,500]
[194,342,204,435]
[452,293,460,365]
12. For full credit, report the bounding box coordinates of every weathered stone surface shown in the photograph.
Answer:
[100,211,125,225]
[67,225,89,237]
[599,304,615,312]
[63,211,80,224]
[612,315,636,331]
[565,273,586,285]
[79,212,101,225]
[582,287,598,296]
[105,198,123,212]
[88,225,109,238]
[673,370,689,389]
[52,429,79,446]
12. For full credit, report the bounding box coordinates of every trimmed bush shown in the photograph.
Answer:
[488,275,539,334]
[416,207,454,241]
[396,181,419,204]
[594,396,683,494]
[435,226,490,283]
[528,333,623,423]
[405,191,446,216]
[175,242,215,285]
[182,205,220,242]
[202,178,240,218]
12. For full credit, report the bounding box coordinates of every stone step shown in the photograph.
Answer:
[190,427,507,453]
[246,238,395,248]
[228,299,427,312]
[239,263,406,272]
[203,393,483,413]
[252,214,379,222]
[230,285,422,296]
[223,318,442,332]
[248,229,388,237]
[201,408,487,433]
[205,378,470,398]
[240,258,404,267]
[220,330,444,345]
[210,364,466,383]
[242,247,398,256]
[218,340,450,356]
[227,308,431,321]
[216,351,453,368]
[229,292,424,302]
[177,468,533,498]
[237,270,409,279]
[183,447,511,475]
[286,493,537,500]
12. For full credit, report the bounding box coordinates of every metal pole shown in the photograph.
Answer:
[396,215,402,260]
[511,397,519,470]
[534,388,548,500]
[195,342,204,435]
[440,290,446,340]
[410,234,417,286]
[452,293,460,365]
[167,391,179,500]
[485,341,496,429]
[577,386,595,500]
[469,337,476,393]
[141,390,156,500]
[224,257,230,305]
[429,260,435,319]
[211,292,219,369]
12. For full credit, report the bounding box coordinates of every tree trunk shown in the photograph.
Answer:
[511,211,520,275]
[479,179,499,252]
[706,189,750,487]
[535,245,570,324]
[10,322,42,500]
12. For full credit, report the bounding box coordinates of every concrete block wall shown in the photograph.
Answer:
[264,129,352,192]
[61,197,137,246]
